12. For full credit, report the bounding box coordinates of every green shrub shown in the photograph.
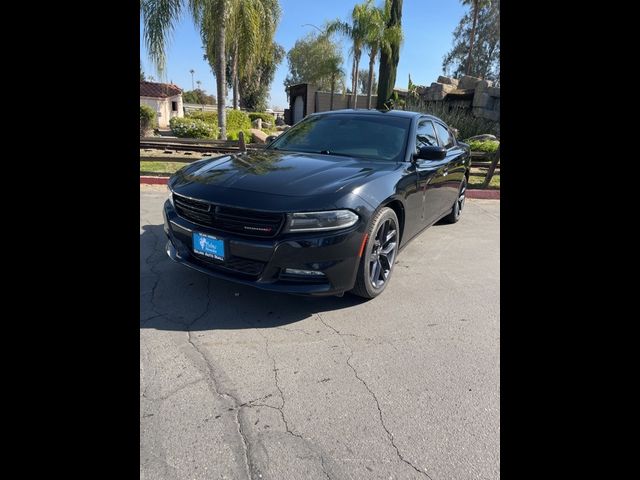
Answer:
[226,129,253,141]
[226,110,252,131]
[404,99,499,140]
[248,112,275,125]
[467,139,500,153]
[169,117,217,138]
[186,110,218,127]
[140,104,157,136]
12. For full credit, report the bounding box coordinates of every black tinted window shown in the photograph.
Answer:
[434,122,454,148]
[269,114,411,162]
[416,119,438,150]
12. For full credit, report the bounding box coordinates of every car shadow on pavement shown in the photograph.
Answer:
[140,224,368,332]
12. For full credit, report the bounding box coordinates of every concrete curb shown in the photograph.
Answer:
[139,176,500,200]
[140,176,169,185]
[466,189,500,199]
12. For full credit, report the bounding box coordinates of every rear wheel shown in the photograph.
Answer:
[350,207,399,299]
[442,176,467,224]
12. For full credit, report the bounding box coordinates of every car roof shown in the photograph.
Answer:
[309,108,442,122]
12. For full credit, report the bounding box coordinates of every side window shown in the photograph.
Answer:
[434,122,454,149]
[415,119,438,151]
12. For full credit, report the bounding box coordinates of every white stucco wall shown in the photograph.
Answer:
[140,94,183,128]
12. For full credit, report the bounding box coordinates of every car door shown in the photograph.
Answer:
[414,117,451,228]
[433,121,468,216]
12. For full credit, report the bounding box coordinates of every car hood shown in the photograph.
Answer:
[170,150,399,198]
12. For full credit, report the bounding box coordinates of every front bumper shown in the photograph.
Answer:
[163,200,365,296]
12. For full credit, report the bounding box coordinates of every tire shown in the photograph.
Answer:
[441,176,467,224]
[350,207,400,299]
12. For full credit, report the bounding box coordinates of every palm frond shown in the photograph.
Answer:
[141,0,184,75]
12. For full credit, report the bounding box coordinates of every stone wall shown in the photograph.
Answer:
[287,76,499,124]
[408,75,500,122]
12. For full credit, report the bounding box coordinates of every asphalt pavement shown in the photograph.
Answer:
[140,184,500,480]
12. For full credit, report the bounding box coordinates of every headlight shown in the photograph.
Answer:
[286,210,358,232]
[167,185,174,207]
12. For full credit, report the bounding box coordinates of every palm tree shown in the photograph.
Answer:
[226,0,281,110]
[325,54,345,110]
[326,1,376,109]
[141,0,229,139]
[189,69,195,90]
[376,0,403,109]
[463,0,490,76]
[362,0,402,109]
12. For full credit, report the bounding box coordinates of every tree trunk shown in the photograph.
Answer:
[330,74,335,110]
[465,0,479,76]
[350,56,357,108]
[482,145,500,188]
[366,48,376,109]
[232,41,239,109]
[353,51,360,109]
[215,1,227,139]
[376,0,403,109]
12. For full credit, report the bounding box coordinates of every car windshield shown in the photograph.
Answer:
[268,113,411,162]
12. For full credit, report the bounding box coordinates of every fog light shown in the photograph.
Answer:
[283,268,326,276]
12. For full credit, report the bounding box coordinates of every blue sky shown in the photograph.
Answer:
[140,0,467,110]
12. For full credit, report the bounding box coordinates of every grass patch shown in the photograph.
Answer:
[469,170,500,189]
[140,161,186,176]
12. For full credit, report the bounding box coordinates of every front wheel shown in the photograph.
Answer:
[350,207,399,299]
[441,176,467,224]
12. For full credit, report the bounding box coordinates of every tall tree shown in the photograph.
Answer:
[463,0,490,76]
[357,69,376,94]
[183,88,216,104]
[326,1,377,108]
[284,33,344,93]
[326,55,345,110]
[140,61,146,81]
[221,0,281,109]
[141,0,229,139]
[362,0,402,109]
[376,0,403,110]
[239,43,285,111]
[443,0,499,81]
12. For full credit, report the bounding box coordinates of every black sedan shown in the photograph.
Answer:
[163,109,470,298]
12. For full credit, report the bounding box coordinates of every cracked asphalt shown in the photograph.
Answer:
[140,184,500,480]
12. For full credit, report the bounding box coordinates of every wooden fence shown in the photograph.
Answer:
[140,137,500,188]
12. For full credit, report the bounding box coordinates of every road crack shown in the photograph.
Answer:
[261,334,304,440]
[316,313,433,479]
[185,279,254,480]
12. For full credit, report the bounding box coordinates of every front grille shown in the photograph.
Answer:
[192,252,266,277]
[278,272,328,284]
[173,194,285,238]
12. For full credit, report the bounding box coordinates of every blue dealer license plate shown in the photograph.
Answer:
[192,232,225,261]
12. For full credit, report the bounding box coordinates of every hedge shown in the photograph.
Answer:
[226,110,252,131]
[186,110,218,127]
[169,117,217,138]
[140,105,157,136]
[248,112,275,125]
[226,129,253,141]
[467,139,500,153]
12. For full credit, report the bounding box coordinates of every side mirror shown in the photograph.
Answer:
[414,145,447,161]
[266,135,277,144]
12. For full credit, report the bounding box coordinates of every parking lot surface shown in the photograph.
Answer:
[140,185,500,479]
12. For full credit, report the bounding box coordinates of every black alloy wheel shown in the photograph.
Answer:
[351,207,399,299]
